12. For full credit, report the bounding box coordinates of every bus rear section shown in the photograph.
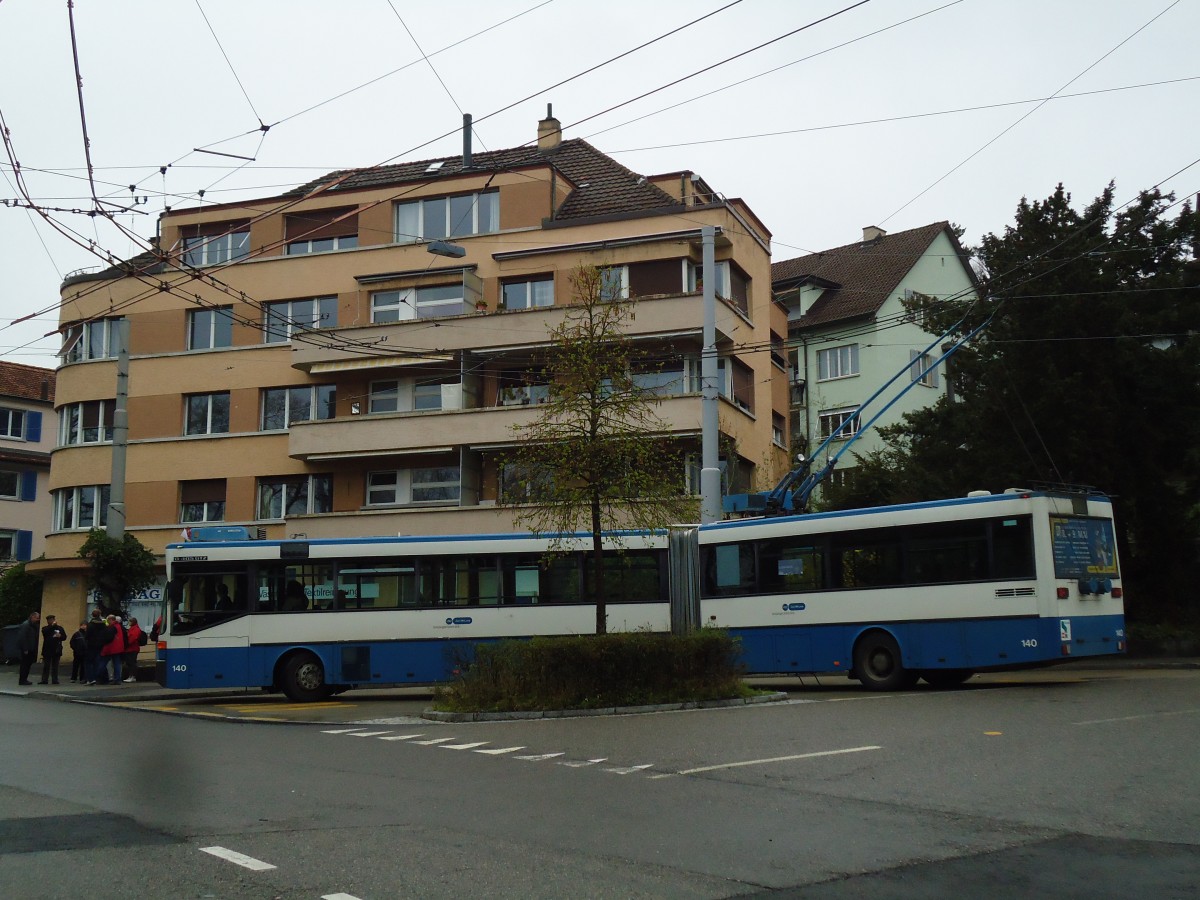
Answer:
[698,490,1126,689]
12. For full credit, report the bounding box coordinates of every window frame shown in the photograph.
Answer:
[63,317,124,363]
[818,406,860,440]
[187,307,235,351]
[366,467,461,506]
[53,484,110,531]
[263,297,338,344]
[501,276,555,310]
[817,344,860,381]
[285,234,358,256]
[261,385,336,431]
[184,392,231,436]
[394,190,499,244]
[0,406,25,439]
[182,230,250,267]
[256,474,333,520]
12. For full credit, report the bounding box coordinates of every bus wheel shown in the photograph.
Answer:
[853,632,917,691]
[920,669,974,689]
[282,652,332,702]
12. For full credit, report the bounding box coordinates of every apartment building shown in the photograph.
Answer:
[774,222,979,491]
[0,362,55,567]
[36,112,789,625]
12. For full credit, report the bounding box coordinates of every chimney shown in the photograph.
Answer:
[538,103,561,152]
[862,225,887,243]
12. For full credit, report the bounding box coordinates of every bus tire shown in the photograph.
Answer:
[281,652,332,702]
[853,631,917,691]
[920,669,974,689]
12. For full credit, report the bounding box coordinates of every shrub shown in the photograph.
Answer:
[435,630,745,712]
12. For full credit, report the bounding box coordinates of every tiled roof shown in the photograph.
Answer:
[0,361,55,404]
[773,222,970,329]
[285,139,679,222]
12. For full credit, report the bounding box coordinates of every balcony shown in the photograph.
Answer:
[287,395,706,461]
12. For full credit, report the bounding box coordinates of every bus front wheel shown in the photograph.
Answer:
[853,632,918,691]
[282,652,333,702]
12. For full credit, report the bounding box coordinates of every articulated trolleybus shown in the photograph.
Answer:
[156,488,1125,700]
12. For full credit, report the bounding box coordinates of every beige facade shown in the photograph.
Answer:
[35,117,789,627]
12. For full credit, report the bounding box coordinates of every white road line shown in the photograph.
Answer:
[603,764,655,775]
[677,745,882,775]
[558,758,607,768]
[441,741,491,750]
[199,846,276,871]
[515,751,565,761]
[1074,708,1200,726]
[411,737,458,745]
[321,728,367,734]
[378,734,426,741]
[474,746,526,755]
[322,894,363,900]
[348,731,392,738]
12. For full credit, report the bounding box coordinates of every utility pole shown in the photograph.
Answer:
[700,226,721,524]
[106,317,129,541]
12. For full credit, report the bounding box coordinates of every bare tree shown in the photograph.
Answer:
[499,265,696,633]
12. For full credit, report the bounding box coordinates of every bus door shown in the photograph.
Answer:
[169,571,251,688]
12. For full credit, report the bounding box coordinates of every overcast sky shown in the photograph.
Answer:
[2,0,1197,369]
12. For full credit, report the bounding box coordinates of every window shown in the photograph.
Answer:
[62,317,124,362]
[367,378,458,414]
[284,207,359,255]
[182,229,249,267]
[0,470,19,499]
[817,344,859,381]
[187,307,235,350]
[366,467,460,505]
[180,479,226,523]
[185,393,230,436]
[499,463,552,503]
[257,475,333,519]
[394,190,499,243]
[501,277,554,309]
[59,400,114,445]
[599,266,628,301]
[627,259,685,297]
[687,260,750,314]
[631,358,689,397]
[372,285,464,321]
[0,407,25,439]
[54,484,109,530]
[0,529,32,562]
[264,298,338,343]
[772,412,786,447]
[910,350,940,388]
[261,385,336,430]
[497,370,550,406]
[819,406,859,440]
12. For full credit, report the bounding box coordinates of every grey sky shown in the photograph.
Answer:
[2,0,1196,368]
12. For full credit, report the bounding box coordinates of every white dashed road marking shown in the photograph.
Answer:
[411,736,458,745]
[559,758,607,768]
[676,745,882,775]
[474,746,526,755]
[200,846,276,871]
[515,751,565,761]
[604,764,655,775]
[378,734,426,741]
[322,894,363,900]
[348,731,393,738]
[441,741,491,750]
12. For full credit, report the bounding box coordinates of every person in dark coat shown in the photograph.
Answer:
[16,611,40,685]
[69,622,88,682]
[84,608,109,685]
[38,614,67,685]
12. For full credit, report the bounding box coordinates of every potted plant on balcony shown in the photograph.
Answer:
[475,299,488,312]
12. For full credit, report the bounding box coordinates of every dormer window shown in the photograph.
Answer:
[285,207,359,255]
[181,220,250,267]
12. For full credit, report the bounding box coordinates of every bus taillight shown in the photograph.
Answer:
[1111,587,1123,599]
[1056,587,1070,600]
[1061,643,1072,656]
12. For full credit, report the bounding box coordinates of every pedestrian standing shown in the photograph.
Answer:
[38,614,67,685]
[69,622,88,682]
[16,611,40,685]
[123,617,144,683]
[84,608,108,685]
[100,615,126,685]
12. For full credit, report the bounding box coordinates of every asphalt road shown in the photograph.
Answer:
[1,664,1197,899]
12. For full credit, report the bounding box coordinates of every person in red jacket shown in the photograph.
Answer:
[99,615,126,685]
[122,618,144,683]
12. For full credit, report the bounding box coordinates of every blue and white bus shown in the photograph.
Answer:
[156,489,1125,699]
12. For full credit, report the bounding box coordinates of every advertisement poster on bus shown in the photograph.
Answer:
[1050,517,1118,578]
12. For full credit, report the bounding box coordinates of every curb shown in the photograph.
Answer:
[423,691,789,723]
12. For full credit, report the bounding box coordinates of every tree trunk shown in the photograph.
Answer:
[591,495,606,635]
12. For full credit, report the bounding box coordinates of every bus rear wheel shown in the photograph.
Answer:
[853,632,918,691]
[282,652,333,702]
[920,669,975,689]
